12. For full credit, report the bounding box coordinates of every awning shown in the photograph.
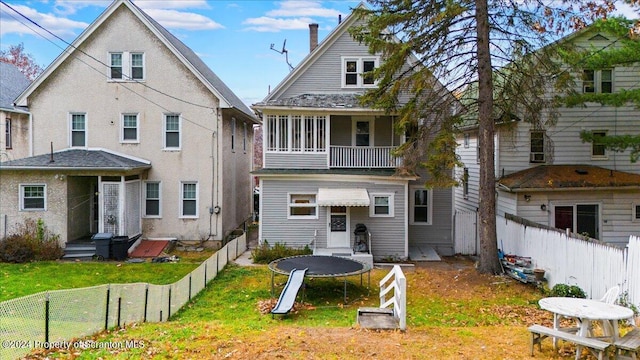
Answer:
[317,188,370,207]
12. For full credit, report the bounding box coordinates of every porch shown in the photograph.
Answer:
[329,146,400,168]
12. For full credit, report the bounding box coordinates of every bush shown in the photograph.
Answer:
[0,218,63,263]
[251,240,312,264]
[549,283,586,298]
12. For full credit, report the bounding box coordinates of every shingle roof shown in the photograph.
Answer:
[0,149,151,171]
[254,93,364,109]
[498,165,640,191]
[0,62,30,110]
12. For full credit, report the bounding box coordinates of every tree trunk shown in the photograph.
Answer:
[475,0,501,274]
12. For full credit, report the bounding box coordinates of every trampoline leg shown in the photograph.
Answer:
[271,271,274,298]
[344,278,347,304]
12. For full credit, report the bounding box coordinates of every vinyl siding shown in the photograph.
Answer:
[454,132,480,212]
[408,184,454,255]
[264,153,327,169]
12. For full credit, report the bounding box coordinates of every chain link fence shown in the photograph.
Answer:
[0,234,247,360]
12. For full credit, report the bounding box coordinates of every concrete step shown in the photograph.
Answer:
[357,307,399,330]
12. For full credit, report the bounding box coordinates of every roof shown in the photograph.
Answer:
[317,188,370,206]
[0,148,151,171]
[256,93,364,109]
[0,62,30,111]
[14,0,256,122]
[497,165,640,191]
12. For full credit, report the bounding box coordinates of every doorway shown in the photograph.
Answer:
[328,206,349,248]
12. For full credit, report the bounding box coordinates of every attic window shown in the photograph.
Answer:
[589,34,609,41]
[341,56,379,88]
[109,51,145,81]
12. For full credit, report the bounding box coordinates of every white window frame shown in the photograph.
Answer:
[530,130,545,163]
[583,69,613,94]
[370,193,394,217]
[20,184,47,211]
[410,186,432,225]
[180,181,198,218]
[121,113,139,143]
[108,51,145,81]
[287,193,318,219]
[633,203,640,223]
[591,130,607,159]
[265,114,327,153]
[5,118,11,149]
[341,56,380,88]
[164,113,181,150]
[143,181,162,218]
[69,112,87,148]
[352,118,374,147]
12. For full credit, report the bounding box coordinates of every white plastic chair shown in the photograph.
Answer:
[599,286,620,304]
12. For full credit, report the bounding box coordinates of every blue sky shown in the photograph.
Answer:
[0,0,360,106]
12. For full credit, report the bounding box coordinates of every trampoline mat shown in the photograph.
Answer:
[269,255,369,277]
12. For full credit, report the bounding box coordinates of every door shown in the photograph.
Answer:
[554,204,600,239]
[328,206,349,248]
[554,206,573,233]
[102,182,120,235]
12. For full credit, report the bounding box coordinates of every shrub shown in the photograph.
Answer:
[251,240,312,264]
[0,218,63,263]
[549,283,586,298]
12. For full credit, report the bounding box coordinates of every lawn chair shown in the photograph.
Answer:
[599,286,619,304]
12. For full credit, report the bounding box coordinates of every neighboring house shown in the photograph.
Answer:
[252,7,456,263]
[455,25,640,248]
[0,62,31,162]
[0,0,258,247]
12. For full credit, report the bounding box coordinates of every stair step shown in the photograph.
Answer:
[65,245,96,251]
[358,307,395,315]
[62,252,96,259]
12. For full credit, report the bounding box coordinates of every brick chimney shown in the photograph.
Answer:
[309,23,319,52]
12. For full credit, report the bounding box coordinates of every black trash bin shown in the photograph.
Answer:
[111,236,129,261]
[92,233,113,260]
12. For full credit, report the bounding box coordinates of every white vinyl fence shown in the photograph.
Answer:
[455,211,640,308]
[0,234,247,360]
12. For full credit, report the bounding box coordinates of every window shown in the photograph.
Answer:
[554,204,599,239]
[110,53,123,79]
[288,193,318,219]
[164,114,180,149]
[410,187,432,225]
[633,204,640,223]
[231,117,236,152]
[180,182,198,217]
[463,133,470,148]
[266,114,326,152]
[463,168,469,199]
[144,181,161,217]
[70,113,86,147]
[109,51,145,81]
[354,120,372,146]
[530,131,545,163]
[5,118,11,149]
[122,114,139,142]
[370,193,394,217]
[592,131,607,158]
[20,184,46,211]
[342,57,379,88]
[583,69,612,93]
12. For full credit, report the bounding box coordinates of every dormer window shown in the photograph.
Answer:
[109,51,145,81]
[342,56,379,88]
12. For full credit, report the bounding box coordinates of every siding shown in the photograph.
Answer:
[454,132,480,212]
[265,153,327,169]
[408,186,454,255]
[260,178,408,260]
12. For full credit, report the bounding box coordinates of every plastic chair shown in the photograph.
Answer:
[599,286,620,304]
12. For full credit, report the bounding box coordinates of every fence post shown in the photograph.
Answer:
[105,285,110,331]
[44,293,50,343]
[188,274,192,300]
[168,287,172,320]
[143,285,148,323]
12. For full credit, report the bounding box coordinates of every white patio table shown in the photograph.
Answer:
[539,297,634,357]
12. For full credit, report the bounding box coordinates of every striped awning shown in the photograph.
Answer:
[317,188,370,207]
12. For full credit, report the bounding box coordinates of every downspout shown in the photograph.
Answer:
[208,108,221,240]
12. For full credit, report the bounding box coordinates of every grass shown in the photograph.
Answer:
[0,249,212,302]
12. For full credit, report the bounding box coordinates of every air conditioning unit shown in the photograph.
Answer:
[530,152,545,163]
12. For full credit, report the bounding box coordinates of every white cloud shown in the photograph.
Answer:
[266,0,341,18]
[243,16,314,32]
[142,9,224,30]
[0,3,88,37]
[613,2,639,19]
[134,0,211,10]
[53,0,107,16]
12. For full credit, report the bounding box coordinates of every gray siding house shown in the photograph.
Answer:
[455,25,640,248]
[253,7,455,263]
[0,0,258,248]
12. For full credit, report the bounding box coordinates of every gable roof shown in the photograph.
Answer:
[0,148,151,171]
[497,165,640,191]
[14,0,256,122]
[0,62,30,112]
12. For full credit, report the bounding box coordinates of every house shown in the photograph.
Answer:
[0,0,258,250]
[455,24,640,248]
[0,62,31,162]
[252,7,456,264]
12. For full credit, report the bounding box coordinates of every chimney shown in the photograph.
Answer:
[309,23,319,52]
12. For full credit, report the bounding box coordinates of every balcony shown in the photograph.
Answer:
[330,146,401,168]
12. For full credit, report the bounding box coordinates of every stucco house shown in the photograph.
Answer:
[252,6,456,264]
[0,0,258,250]
[455,24,640,248]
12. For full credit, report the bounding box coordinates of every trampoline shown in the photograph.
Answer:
[268,255,371,303]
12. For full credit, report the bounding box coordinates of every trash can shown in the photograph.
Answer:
[92,233,113,260]
[111,236,129,261]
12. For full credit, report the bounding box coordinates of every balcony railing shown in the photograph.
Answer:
[330,146,401,168]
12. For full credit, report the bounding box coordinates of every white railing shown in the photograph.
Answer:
[330,146,400,168]
[379,265,406,330]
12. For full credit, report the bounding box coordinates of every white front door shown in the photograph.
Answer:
[328,206,349,248]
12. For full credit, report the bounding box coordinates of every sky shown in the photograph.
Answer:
[0,0,638,108]
[0,0,360,107]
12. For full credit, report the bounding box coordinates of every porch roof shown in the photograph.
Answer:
[317,188,370,207]
[0,148,151,171]
[497,165,640,191]
[253,93,366,109]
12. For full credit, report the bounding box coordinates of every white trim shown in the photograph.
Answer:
[352,117,375,147]
[143,180,162,218]
[163,113,182,150]
[19,183,47,211]
[179,181,199,218]
[409,186,433,225]
[327,206,350,248]
[370,192,394,217]
[120,113,140,143]
[551,202,601,239]
[69,112,87,148]
[341,56,380,88]
[287,192,319,219]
